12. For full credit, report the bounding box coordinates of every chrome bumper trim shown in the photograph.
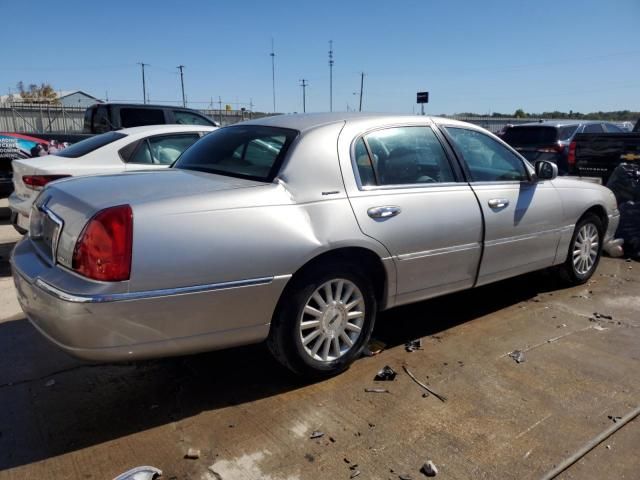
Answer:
[33,275,289,304]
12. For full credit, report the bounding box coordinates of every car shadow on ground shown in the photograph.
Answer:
[0,268,566,471]
[0,241,17,277]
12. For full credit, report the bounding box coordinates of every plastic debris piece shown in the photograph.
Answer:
[405,339,423,352]
[593,312,613,320]
[113,466,162,480]
[185,448,201,459]
[45,379,56,387]
[509,350,525,363]
[608,415,622,423]
[363,338,386,356]
[592,325,607,331]
[421,460,438,477]
[374,365,397,381]
[364,387,389,393]
[310,430,325,439]
[398,475,414,480]
[350,470,361,478]
[402,366,447,402]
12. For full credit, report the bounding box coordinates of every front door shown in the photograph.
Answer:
[343,124,483,305]
[442,126,563,286]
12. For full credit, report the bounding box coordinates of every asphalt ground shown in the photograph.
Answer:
[0,198,638,480]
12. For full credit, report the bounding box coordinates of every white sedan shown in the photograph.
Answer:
[9,124,216,232]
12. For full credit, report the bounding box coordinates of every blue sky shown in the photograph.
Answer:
[1,0,639,114]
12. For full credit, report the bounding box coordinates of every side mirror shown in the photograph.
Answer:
[535,160,558,180]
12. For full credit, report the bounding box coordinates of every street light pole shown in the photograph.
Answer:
[270,38,276,113]
[359,72,365,112]
[138,62,148,104]
[177,65,186,107]
[300,79,308,113]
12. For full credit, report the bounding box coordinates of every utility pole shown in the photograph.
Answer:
[218,95,223,125]
[138,62,148,104]
[328,40,334,112]
[358,72,365,112]
[177,65,186,107]
[270,38,276,113]
[300,79,308,113]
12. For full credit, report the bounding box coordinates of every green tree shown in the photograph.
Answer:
[514,108,526,118]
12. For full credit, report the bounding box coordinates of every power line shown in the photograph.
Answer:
[300,79,308,112]
[177,65,186,107]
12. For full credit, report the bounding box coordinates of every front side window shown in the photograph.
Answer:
[355,126,455,186]
[446,127,528,182]
[120,108,165,128]
[93,106,110,133]
[129,134,201,165]
[174,125,297,182]
[173,110,215,126]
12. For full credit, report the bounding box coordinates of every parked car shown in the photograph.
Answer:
[83,102,219,134]
[569,131,640,182]
[11,113,619,377]
[9,124,216,233]
[502,120,625,174]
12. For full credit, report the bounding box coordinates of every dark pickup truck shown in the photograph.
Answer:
[569,129,640,183]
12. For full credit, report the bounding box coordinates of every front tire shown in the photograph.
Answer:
[557,213,603,285]
[267,263,376,377]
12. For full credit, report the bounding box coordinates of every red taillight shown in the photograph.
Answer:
[568,141,577,167]
[72,205,133,282]
[23,175,70,189]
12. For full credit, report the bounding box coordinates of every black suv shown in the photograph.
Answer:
[502,121,624,174]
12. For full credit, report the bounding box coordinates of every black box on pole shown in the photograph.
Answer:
[417,91,429,104]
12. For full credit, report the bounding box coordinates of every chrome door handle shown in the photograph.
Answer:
[367,206,402,219]
[488,198,509,209]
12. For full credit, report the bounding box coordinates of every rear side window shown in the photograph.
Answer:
[355,126,456,186]
[120,108,165,128]
[173,110,215,126]
[54,131,126,158]
[129,134,201,165]
[174,125,298,182]
[557,125,579,140]
[583,123,604,133]
[93,105,110,133]
[502,126,562,145]
[604,123,624,133]
[446,127,528,182]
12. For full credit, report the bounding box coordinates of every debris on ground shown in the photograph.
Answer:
[508,350,526,363]
[608,415,622,423]
[592,325,608,331]
[112,466,162,480]
[606,444,611,449]
[557,324,567,328]
[45,379,56,387]
[363,338,386,356]
[405,339,423,352]
[350,469,361,478]
[421,460,438,477]
[398,475,414,480]
[402,366,447,402]
[310,430,325,439]
[364,387,390,393]
[374,365,397,381]
[593,312,613,320]
[185,448,201,459]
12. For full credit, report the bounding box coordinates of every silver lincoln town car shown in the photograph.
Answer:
[11,113,619,376]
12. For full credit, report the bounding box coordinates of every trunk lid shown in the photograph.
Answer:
[33,168,266,268]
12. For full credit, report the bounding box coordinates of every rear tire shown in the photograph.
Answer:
[557,213,603,285]
[267,262,376,377]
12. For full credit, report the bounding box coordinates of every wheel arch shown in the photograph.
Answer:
[581,204,608,232]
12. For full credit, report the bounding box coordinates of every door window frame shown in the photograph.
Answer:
[438,125,534,184]
[350,124,466,191]
[123,133,201,165]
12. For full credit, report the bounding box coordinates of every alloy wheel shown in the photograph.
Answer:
[572,223,599,275]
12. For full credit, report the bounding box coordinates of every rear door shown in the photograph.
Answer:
[442,126,564,285]
[343,124,483,304]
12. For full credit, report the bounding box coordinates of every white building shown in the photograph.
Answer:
[0,90,102,108]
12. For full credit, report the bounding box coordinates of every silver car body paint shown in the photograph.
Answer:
[11,113,619,361]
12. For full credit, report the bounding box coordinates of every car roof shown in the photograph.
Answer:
[510,120,606,128]
[90,102,203,111]
[239,112,471,132]
[117,124,217,136]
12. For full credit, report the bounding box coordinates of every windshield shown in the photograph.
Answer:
[174,125,298,182]
[54,131,127,158]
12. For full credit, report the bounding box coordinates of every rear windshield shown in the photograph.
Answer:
[54,131,127,158]
[503,125,577,145]
[174,125,298,182]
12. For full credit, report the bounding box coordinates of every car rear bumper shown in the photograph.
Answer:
[11,237,290,362]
